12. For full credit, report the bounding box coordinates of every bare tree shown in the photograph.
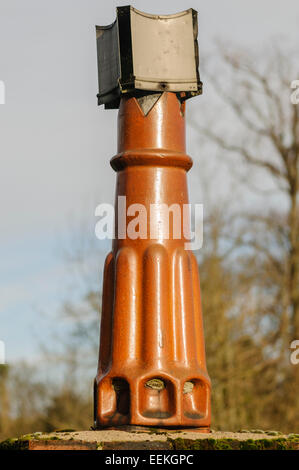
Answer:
[195,42,299,347]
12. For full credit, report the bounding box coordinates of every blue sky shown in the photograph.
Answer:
[1,0,299,364]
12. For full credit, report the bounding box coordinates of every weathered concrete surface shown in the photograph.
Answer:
[1,428,298,450]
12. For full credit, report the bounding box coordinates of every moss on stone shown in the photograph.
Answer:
[1,430,298,451]
[0,438,29,450]
[170,436,299,451]
[265,430,283,436]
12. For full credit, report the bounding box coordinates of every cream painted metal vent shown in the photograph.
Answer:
[96,6,202,108]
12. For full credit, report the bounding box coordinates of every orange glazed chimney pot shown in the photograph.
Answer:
[94,91,211,429]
